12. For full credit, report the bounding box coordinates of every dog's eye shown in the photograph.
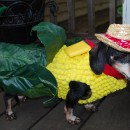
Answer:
[114,56,119,60]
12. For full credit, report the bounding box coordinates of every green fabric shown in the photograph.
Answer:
[0,22,67,104]
[32,22,66,64]
[0,42,47,72]
[1,63,57,97]
[64,37,82,46]
[0,6,7,16]
[117,5,122,17]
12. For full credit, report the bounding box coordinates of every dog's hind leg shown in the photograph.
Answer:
[3,93,17,120]
[64,81,91,124]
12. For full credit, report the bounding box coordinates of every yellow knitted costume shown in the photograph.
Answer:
[47,45,126,104]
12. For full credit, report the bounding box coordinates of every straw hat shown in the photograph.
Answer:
[95,24,130,52]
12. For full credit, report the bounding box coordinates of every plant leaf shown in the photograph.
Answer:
[1,63,57,99]
[32,22,66,64]
[0,42,47,72]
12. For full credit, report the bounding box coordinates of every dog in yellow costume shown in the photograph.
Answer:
[47,24,130,124]
[47,42,126,104]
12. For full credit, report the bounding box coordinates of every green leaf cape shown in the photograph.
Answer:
[0,22,66,104]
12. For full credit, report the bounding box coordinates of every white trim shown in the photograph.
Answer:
[123,0,130,24]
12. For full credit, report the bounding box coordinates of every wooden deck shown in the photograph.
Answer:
[1,82,130,130]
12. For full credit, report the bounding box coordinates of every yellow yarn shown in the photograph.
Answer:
[47,45,127,104]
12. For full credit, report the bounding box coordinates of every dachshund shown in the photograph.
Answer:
[64,42,130,124]
[3,42,130,123]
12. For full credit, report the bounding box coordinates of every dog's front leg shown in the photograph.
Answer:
[64,81,91,124]
[64,105,80,125]
[3,93,17,120]
[64,89,81,124]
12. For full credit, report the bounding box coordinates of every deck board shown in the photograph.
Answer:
[30,101,89,130]
[81,89,130,130]
[30,100,101,130]
[0,89,130,130]
[0,92,6,115]
[0,98,57,130]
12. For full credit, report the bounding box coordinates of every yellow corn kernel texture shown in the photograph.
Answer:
[47,45,126,104]
[64,41,91,57]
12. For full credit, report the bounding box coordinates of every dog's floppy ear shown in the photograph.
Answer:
[89,42,107,75]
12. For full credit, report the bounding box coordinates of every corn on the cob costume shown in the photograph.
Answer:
[47,41,127,104]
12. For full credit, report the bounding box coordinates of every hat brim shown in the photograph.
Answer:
[95,34,130,52]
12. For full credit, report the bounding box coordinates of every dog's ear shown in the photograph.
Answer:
[89,42,107,75]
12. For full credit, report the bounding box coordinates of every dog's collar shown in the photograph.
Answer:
[86,38,124,79]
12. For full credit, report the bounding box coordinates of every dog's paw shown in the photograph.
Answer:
[18,96,28,103]
[20,96,28,103]
[5,112,17,121]
[66,115,81,125]
[84,104,97,112]
[64,106,81,125]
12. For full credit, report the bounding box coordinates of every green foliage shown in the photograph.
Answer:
[64,37,82,46]
[32,22,66,64]
[1,64,57,97]
[117,5,122,17]
[0,42,47,72]
[0,5,7,16]
[0,22,67,104]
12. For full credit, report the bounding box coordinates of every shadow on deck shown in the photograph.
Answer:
[1,83,130,130]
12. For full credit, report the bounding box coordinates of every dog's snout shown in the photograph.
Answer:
[112,63,130,80]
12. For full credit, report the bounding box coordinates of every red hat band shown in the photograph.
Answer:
[105,33,130,49]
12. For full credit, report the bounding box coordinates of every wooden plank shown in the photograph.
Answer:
[109,0,117,24]
[46,0,58,24]
[123,0,130,24]
[81,89,130,130]
[0,92,6,116]
[30,101,89,130]
[0,98,57,130]
[0,88,2,92]
[30,100,102,130]
[86,0,95,36]
[50,13,58,24]
[67,0,75,35]
[45,0,110,23]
